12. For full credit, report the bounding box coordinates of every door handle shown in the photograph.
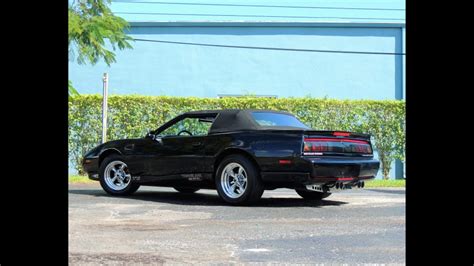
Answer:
[192,142,202,147]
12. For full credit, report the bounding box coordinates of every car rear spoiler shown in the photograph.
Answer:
[303,130,371,140]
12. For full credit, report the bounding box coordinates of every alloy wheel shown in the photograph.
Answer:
[220,162,247,198]
[104,160,131,191]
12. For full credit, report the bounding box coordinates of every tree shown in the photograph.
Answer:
[68,0,133,95]
[362,102,405,179]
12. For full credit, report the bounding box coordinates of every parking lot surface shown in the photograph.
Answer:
[69,183,405,265]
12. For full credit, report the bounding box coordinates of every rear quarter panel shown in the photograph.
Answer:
[206,131,306,173]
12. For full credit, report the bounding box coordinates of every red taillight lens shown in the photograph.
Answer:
[304,142,310,151]
[333,132,351,137]
[313,142,328,151]
[304,141,329,152]
[303,138,372,154]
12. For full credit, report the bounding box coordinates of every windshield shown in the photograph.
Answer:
[155,116,216,137]
[251,112,310,129]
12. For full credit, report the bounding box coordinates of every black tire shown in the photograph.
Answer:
[99,154,140,196]
[295,189,331,200]
[174,187,200,193]
[215,154,264,205]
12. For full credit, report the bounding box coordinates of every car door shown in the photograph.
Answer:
[153,135,206,176]
[146,115,214,178]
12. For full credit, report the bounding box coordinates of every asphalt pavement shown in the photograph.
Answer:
[69,183,405,265]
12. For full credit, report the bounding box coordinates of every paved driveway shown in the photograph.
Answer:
[69,183,405,264]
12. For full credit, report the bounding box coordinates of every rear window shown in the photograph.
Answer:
[251,112,310,129]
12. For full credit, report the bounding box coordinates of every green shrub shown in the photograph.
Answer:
[69,95,405,178]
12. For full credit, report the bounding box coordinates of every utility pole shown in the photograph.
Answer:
[102,73,109,143]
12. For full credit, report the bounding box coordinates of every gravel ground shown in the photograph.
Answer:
[69,183,405,265]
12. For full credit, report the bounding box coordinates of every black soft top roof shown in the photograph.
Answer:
[182,109,304,134]
[153,109,308,135]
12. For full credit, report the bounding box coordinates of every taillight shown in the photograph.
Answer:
[303,138,372,154]
[333,132,351,137]
[304,141,329,152]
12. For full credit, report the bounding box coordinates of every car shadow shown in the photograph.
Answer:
[68,189,348,208]
[365,188,406,195]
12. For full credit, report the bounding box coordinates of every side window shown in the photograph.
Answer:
[159,117,215,137]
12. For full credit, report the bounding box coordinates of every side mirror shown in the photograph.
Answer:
[153,135,163,144]
[146,131,154,139]
[146,131,162,143]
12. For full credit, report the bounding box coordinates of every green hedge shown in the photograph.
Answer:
[69,95,405,179]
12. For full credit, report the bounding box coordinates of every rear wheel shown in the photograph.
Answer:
[99,155,140,196]
[215,154,264,205]
[174,187,200,193]
[295,189,331,200]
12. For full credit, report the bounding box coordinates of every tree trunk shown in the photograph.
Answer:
[379,153,392,180]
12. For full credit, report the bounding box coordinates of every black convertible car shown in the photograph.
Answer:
[82,109,379,205]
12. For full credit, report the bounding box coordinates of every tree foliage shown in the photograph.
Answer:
[68,0,133,66]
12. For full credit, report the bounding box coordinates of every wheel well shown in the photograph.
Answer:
[213,148,260,180]
[98,149,121,167]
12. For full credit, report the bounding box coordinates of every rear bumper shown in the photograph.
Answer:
[308,157,379,183]
[261,157,379,188]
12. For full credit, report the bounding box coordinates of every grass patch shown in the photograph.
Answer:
[365,179,405,188]
[69,175,95,183]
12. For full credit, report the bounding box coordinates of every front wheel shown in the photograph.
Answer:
[99,155,140,196]
[295,189,331,200]
[215,154,264,205]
